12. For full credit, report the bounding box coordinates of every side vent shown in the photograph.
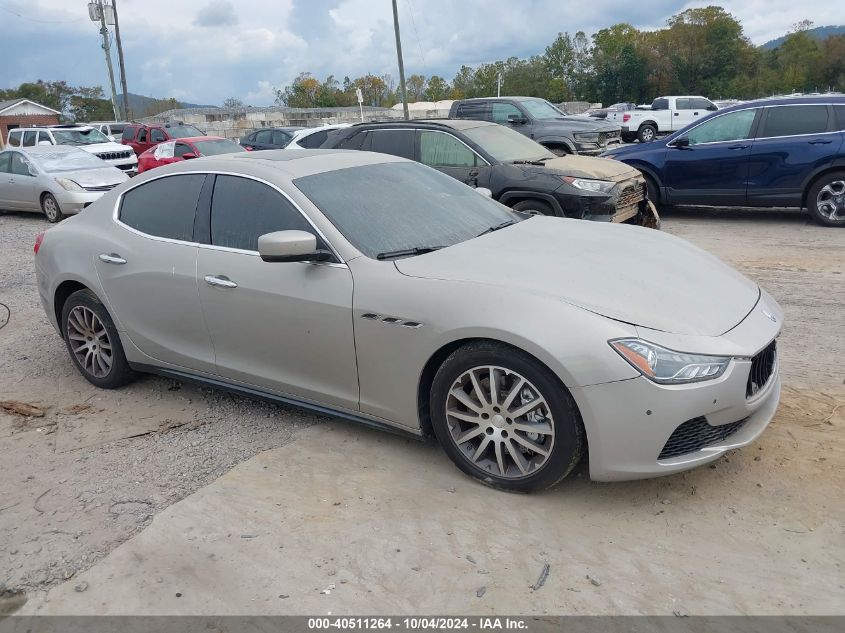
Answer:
[359,313,422,328]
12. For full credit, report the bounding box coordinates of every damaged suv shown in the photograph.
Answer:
[322,119,658,227]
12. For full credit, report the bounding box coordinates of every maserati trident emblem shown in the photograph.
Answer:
[762,309,777,323]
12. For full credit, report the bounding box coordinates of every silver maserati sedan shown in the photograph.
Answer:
[34,150,782,492]
[0,145,129,222]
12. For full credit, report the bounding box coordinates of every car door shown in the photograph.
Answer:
[417,129,491,188]
[491,101,535,138]
[196,174,358,409]
[271,130,292,148]
[149,127,167,148]
[4,151,40,210]
[96,173,216,372]
[746,104,842,207]
[671,98,697,131]
[663,107,759,205]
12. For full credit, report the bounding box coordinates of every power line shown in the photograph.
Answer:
[0,3,85,23]
[404,0,427,72]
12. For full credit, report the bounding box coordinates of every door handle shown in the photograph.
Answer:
[808,139,832,145]
[204,275,237,289]
[728,144,749,150]
[693,112,699,115]
[674,112,679,116]
[98,253,127,265]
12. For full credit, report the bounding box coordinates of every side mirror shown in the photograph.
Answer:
[474,187,493,198]
[181,152,198,160]
[507,114,527,125]
[707,105,718,111]
[258,230,331,263]
[672,137,690,149]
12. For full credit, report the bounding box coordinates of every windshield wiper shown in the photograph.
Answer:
[376,246,445,260]
[477,219,517,237]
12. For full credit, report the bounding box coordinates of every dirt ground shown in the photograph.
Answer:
[1,207,843,615]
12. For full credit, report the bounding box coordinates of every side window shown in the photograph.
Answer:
[150,128,166,143]
[10,152,33,176]
[652,98,669,110]
[37,131,54,145]
[121,126,135,141]
[22,131,37,147]
[336,131,366,150]
[675,98,692,110]
[119,174,205,241]
[419,131,478,167]
[758,105,830,138]
[685,109,756,145]
[8,130,22,147]
[0,153,11,173]
[255,130,273,144]
[137,128,148,143]
[300,130,328,148]
[210,175,313,251]
[369,130,415,159]
[456,102,490,120]
[174,143,193,157]
[692,98,715,110]
[272,131,291,146]
[491,102,523,124]
[835,105,845,131]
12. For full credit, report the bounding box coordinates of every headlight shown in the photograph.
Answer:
[55,178,83,192]
[573,132,599,142]
[562,176,616,194]
[610,338,731,384]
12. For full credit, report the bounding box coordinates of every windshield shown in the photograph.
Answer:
[294,162,523,259]
[462,125,554,163]
[192,139,246,156]
[167,125,204,139]
[51,128,111,145]
[33,150,108,172]
[521,99,569,119]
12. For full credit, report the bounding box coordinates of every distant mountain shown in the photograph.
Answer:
[117,93,215,119]
[761,25,845,50]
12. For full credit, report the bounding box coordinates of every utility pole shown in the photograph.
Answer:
[497,72,502,97]
[112,0,130,120]
[391,0,409,120]
[88,1,120,120]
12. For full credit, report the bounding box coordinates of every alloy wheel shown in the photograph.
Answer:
[43,196,59,221]
[816,181,845,221]
[67,306,113,378]
[445,365,555,479]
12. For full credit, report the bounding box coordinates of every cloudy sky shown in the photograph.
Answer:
[0,0,838,106]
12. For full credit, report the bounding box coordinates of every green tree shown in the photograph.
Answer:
[223,97,244,108]
[424,75,450,101]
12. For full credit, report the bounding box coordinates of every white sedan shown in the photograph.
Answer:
[285,124,352,149]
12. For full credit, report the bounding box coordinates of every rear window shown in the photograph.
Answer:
[455,102,489,120]
[759,105,830,138]
[368,129,415,160]
[299,130,329,148]
[8,130,22,147]
[652,98,669,110]
[119,174,205,241]
[834,105,845,131]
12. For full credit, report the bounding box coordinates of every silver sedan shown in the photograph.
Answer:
[34,150,782,492]
[0,145,128,222]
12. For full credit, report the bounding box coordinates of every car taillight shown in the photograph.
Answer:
[623,113,631,122]
[34,232,45,255]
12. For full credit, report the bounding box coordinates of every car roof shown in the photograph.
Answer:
[14,124,92,131]
[251,127,305,132]
[174,136,230,143]
[716,95,845,113]
[351,119,497,131]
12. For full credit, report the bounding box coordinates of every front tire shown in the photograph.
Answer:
[548,146,570,157]
[61,289,137,388]
[430,341,584,492]
[41,193,64,223]
[807,171,845,227]
[511,199,555,216]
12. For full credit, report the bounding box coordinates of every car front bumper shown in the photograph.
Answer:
[54,190,109,214]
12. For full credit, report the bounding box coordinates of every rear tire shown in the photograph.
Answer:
[637,124,657,143]
[61,289,137,389]
[807,171,845,227]
[621,133,637,143]
[41,193,64,223]
[511,199,555,216]
[429,341,584,493]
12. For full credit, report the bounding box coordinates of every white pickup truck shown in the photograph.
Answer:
[608,96,719,143]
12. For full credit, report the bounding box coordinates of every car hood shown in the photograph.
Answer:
[394,217,759,337]
[540,155,640,181]
[535,117,619,132]
[56,166,129,187]
[78,142,132,154]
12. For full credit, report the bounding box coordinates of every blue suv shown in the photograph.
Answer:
[603,97,845,227]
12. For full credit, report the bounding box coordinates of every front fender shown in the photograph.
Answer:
[535,136,576,152]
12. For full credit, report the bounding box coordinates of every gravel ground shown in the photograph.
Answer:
[1,206,843,613]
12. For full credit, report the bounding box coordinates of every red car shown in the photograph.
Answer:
[136,136,246,173]
[121,122,206,156]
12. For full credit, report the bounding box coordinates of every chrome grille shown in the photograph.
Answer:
[616,180,646,209]
[599,130,621,145]
[96,150,133,161]
[747,340,777,398]
[83,184,117,192]
[659,416,749,460]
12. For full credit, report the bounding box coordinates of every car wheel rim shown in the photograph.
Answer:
[67,306,113,378]
[44,197,58,220]
[445,365,555,479]
[816,181,845,221]
[642,129,654,141]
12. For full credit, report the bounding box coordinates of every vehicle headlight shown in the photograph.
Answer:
[55,178,84,192]
[573,132,599,142]
[562,177,616,194]
[610,338,731,384]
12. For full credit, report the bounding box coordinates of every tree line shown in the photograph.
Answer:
[276,7,845,108]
